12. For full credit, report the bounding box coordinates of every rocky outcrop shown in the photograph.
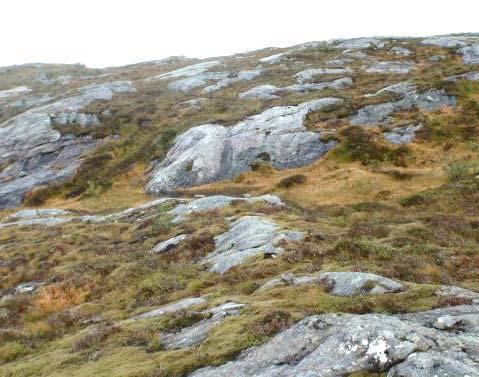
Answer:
[0,86,32,100]
[146,98,341,194]
[258,271,405,296]
[391,47,412,56]
[259,53,286,64]
[239,84,280,100]
[168,194,283,223]
[447,72,479,81]
[351,88,455,125]
[317,271,404,296]
[383,124,423,144]
[365,61,415,74]
[201,216,305,273]
[0,81,136,209]
[294,68,353,83]
[335,37,386,50]
[365,81,417,97]
[202,69,263,93]
[239,78,353,99]
[145,61,222,81]
[421,37,467,48]
[151,234,187,254]
[7,208,71,220]
[160,302,245,350]
[131,296,207,320]
[190,305,479,377]
[459,44,479,65]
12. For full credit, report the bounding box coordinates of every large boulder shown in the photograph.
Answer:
[459,44,479,65]
[190,305,479,377]
[293,68,353,83]
[334,37,386,50]
[201,216,305,273]
[146,98,341,194]
[130,296,207,320]
[0,81,136,209]
[145,60,222,81]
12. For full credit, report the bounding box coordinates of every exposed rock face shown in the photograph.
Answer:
[160,302,245,350]
[351,88,455,125]
[190,305,479,377]
[294,68,353,83]
[239,85,280,99]
[131,296,207,320]
[283,77,353,93]
[428,54,446,62]
[151,234,187,254]
[168,195,283,223]
[447,71,479,81]
[146,98,341,194]
[259,53,286,64]
[258,271,405,296]
[201,216,305,273]
[325,59,352,66]
[391,46,412,56]
[335,37,386,49]
[202,69,263,93]
[0,81,136,209]
[383,124,423,144]
[317,272,404,296]
[365,81,417,97]
[7,208,71,220]
[168,71,229,92]
[459,44,479,65]
[176,98,210,110]
[421,37,467,48]
[0,86,32,100]
[436,285,479,304]
[145,61,222,81]
[365,61,415,74]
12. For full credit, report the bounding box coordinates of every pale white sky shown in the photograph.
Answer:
[1,0,478,68]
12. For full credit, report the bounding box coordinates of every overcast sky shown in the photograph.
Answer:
[2,0,478,68]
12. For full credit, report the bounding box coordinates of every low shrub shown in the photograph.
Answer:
[276,174,307,189]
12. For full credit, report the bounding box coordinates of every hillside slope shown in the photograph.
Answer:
[1,34,479,376]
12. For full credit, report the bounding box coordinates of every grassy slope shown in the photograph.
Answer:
[1,38,479,376]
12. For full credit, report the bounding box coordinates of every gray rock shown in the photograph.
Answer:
[284,77,353,92]
[13,281,43,294]
[160,302,245,350]
[131,296,207,320]
[0,81,136,209]
[7,208,71,220]
[168,71,229,92]
[335,37,386,49]
[351,89,455,125]
[145,61,222,81]
[436,285,479,304]
[325,59,353,66]
[365,82,417,97]
[317,271,404,296]
[258,271,404,296]
[259,53,286,64]
[202,69,263,93]
[388,351,479,377]
[151,234,187,254]
[168,194,283,223]
[365,61,415,74]
[51,112,100,127]
[421,37,467,48]
[294,68,353,83]
[0,217,72,229]
[459,44,479,65]
[391,47,412,56]
[146,98,341,193]
[383,124,423,145]
[201,216,305,273]
[239,85,280,99]
[447,72,479,82]
[0,86,32,100]
[176,98,210,110]
[428,54,446,62]
[190,305,479,377]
